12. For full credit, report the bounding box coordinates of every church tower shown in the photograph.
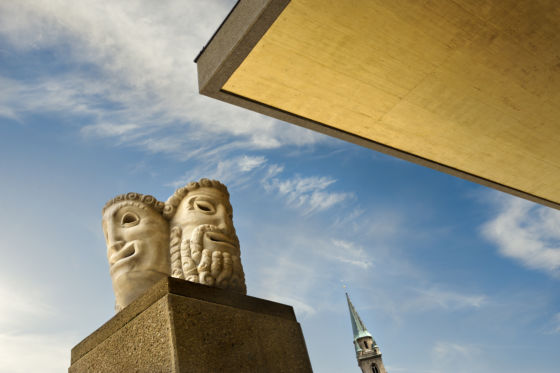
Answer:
[346,293,387,373]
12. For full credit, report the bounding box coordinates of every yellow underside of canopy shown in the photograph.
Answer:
[223,0,560,204]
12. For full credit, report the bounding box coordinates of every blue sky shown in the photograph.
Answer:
[0,1,559,372]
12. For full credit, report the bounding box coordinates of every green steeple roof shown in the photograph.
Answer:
[346,293,374,351]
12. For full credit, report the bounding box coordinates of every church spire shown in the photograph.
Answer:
[345,293,387,373]
[346,293,374,346]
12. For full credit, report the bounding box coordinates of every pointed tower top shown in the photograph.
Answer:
[346,293,386,372]
[346,293,374,343]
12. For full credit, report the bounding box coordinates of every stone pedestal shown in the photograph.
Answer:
[69,277,313,372]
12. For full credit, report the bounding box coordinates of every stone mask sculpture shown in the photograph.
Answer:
[102,193,170,311]
[102,179,246,312]
[165,179,247,294]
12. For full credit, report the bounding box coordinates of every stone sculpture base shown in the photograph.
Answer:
[69,277,313,373]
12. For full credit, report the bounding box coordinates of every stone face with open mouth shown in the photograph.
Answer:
[204,231,237,252]
[102,197,170,311]
[108,241,139,277]
[172,187,238,244]
[196,224,239,255]
[168,181,246,294]
[101,180,247,312]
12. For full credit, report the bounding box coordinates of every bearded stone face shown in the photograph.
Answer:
[103,201,170,310]
[171,187,238,254]
[170,187,246,293]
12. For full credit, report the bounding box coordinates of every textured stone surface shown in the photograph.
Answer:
[169,294,312,372]
[71,277,173,364]
[69,277,312,373]
[69,295,175,373]
[166,277,295,320]
[165,179,247,294]
[101,179,247,314]
[102,192,170,311]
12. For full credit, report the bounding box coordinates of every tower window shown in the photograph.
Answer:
[371,363,379,373]
[364,341,368,349]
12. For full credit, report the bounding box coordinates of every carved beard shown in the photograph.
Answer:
[172,224,246,294]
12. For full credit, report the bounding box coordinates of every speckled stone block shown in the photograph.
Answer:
[69,277,313,373]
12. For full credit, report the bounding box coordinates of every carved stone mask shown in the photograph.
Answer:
[103,200,170,310]
[171,187,239,256]
[168,183,246,294]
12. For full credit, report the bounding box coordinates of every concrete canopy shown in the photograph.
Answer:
[196,0,560,210]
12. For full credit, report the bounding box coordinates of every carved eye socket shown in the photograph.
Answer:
[121,212,140,227]
[194,200,215,214]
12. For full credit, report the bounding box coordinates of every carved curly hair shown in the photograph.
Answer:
[163,178,232,220]
[102,192,166,215]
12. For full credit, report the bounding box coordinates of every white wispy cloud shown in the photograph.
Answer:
[482,194,560,276]
[0,0,323,157]
[170,158,352,215]
[238,155,267,172]
[207,155,268,185]
[251,224,378,321]
[169,154,268,188]
[332,206,403,242]
[432,341,479,364]
[322,239,372,269]
[370,283,487,325]
[262,171,353,215]
[411,287,486,311]
[0,77,24,121]
[257,256,318,317]
[264,164,284,179]
[548,313,560,334]
[82,122,140,137]
[345,283,488,330]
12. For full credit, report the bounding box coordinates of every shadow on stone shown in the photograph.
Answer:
[69,277,313,372]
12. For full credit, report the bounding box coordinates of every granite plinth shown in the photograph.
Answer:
[69,277,313,372]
